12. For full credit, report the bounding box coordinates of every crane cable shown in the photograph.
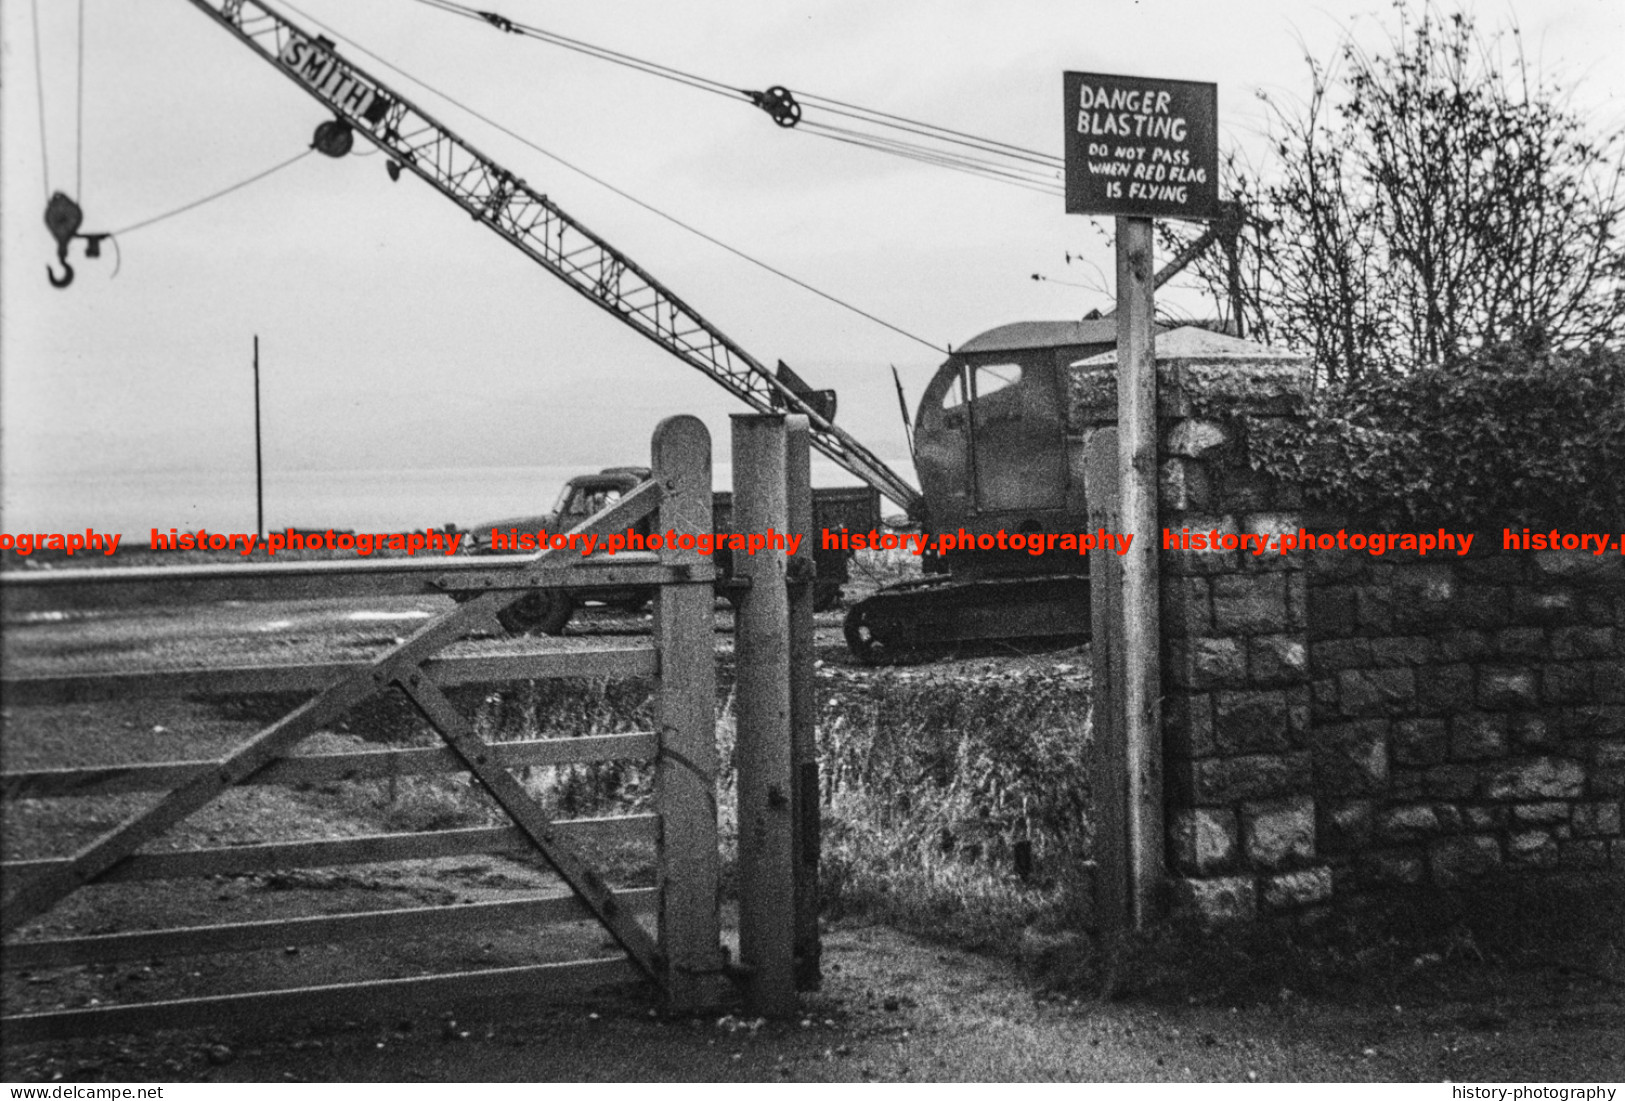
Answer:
[401,0,1065,192]
[29,0,52,200]
[280,0,949,355]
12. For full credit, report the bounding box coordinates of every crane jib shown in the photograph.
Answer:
[185,0,923,514]
[278,35,391,126]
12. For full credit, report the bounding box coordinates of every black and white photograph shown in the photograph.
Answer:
[2,0,1622,1087]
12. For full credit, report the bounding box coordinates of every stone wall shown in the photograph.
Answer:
[1079,328,1625,922]
[1304,531,1625,896]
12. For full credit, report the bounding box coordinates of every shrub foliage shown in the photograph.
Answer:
[1248,346,1625,529]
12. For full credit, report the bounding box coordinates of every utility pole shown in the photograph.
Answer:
[253,335,264,538]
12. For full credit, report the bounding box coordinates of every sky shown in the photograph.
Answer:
[3,0,1621,535]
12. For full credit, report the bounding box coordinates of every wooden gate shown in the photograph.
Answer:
[0,416,729,1042]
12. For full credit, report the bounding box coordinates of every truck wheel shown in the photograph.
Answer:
[497,590,573,635]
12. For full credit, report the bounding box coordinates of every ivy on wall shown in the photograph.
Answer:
[1247,347,1625,530]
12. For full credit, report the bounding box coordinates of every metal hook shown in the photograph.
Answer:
[47,250,75,289]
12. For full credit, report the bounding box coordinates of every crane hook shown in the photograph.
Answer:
[48,251,75,289]
[44,192,86,290]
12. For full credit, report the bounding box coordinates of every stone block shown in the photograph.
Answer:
[1417,664,1474,716]
[1542,663,1593,705]
[1428,835,1502,887]
[1168,808,1238,874]
[1212,573,1288,634]
[1338,668,1416,717]
[1393,718,1449,766]
[1355,587,1394,634]
[1594,741,1625,768]
[1510,802,1570,824]
[1451,586,1511,630]
[1312,720,1390,796]
[1187,752,1312,804]
[1572,801,1622,837]
[1597,662,1625,703]
[1168,876,1257,924]
[1284,573,1309,628]
[1160,457,1212,512]
[1369,637,1435,666]
[1582,593,1617,628]
[1214,690,1291,753]
[1515,587,1576,625]
[1164,691,1215,758]
[1558,839,1610,870]
[1165,418,1229,457]
[1478,666,1539,710]
[1390,767,1425,800]
[1483,756,1586,801]
[1375,803,1442,843]
[1261,867,1334,910]
[1311,639,1370,673]
[1508,829,1558,867]
[1307,585,1356,638]
[1162,576,1212,637]
[1423,764,1480,799]
[1163,514,1241,575]
[1359,849,1425,886]
[1461,554,1527,584]
[1249,636,1309,686]
[1450,712,1508,760]
[1241,796,1316,869]
[1166,637,1248,690]
[1550,627,1615,660]
[1318,799,1373,853]
[1436,630,1493,663]
[1286,685,1312,742]
[1216,466,1276,512]
[1510,713,1553,747]
[1494,627,1547,658]
[1464,806,1507,830]
[1590,768,1625,797]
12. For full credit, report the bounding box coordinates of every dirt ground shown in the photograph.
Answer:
[4,912,1622,1083]
[3,594,1623,1083]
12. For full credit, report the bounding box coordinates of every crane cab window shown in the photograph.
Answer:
[940,366,969,411]
[973,363,1021,401]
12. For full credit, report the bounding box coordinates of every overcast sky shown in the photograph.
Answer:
[3,0,1621,533]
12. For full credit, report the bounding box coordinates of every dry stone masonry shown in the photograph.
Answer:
[1073,328,1625,922]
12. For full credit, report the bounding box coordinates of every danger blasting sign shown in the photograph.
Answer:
[1063,71,1218,220]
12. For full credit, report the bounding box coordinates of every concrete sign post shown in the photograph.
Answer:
[1065,71,1218,934]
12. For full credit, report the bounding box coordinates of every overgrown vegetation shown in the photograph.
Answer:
[1168,3,1624,381]
[1246,344,1625,529]
[815,667,1094,949]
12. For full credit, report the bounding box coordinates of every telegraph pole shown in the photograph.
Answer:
[253,335,264,538]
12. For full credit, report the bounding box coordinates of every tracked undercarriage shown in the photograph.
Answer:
[842,571,1091,663]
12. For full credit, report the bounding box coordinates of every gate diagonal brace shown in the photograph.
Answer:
[0,482,665,936]
[394,673,664,983]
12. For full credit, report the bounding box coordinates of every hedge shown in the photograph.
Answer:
[1247,346,1625,531]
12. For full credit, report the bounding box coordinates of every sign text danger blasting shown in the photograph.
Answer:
[1063,71,1219,220]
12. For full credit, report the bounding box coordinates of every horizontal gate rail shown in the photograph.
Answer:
[1,644,658,705]
[2,958,643,1045]
[1,416,726,1037]
[0,554,681,612]
[4,732,657,800]
[2,890,658,970]
[2,816,657,884]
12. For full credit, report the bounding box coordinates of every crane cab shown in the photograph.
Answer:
[913,320,1133,578]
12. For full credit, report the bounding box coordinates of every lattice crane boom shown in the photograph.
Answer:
[186,0,924,514]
